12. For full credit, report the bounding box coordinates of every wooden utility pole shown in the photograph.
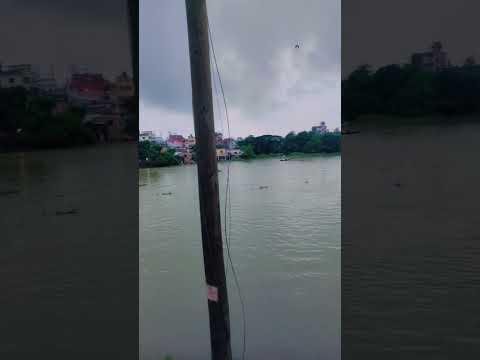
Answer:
[184,1,233,359]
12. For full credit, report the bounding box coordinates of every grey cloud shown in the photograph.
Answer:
[141,0,340,119]
[0,0,131,79]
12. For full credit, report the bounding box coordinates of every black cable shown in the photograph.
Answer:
[208,18,247,360]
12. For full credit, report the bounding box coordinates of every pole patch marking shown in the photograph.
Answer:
[207,284,218,302]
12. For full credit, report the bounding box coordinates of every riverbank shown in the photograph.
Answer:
[1,139,136,155]
[139,151,340,169]
[348,114,480,130]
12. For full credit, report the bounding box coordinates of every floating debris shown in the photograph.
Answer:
[258,186,269,190]
[139,183,147,187]
[162,192,173,196]
[55,209,78,216]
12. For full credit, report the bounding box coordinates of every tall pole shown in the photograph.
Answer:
[185,1,232,359]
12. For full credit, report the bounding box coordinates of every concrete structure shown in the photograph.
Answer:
[0,63,37,89]
[312,121,328,134]
[215,132,223,145]
[222,138,237,149]
[111,72,134,99]
[216,148,227,160]
[139,131,155,142]
[32,77,57,93]
[66,73,109,104]
[185,134,196,147]
[411,42,449,71]
[84,114,125,142]
[167,134,185,149]
[154,136,166,145]
[227,149,242,157]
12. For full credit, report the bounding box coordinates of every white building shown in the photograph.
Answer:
[139,131,155,142]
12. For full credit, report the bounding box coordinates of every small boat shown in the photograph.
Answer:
[280,156,289,161]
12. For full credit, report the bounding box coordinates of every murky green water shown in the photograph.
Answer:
[1,144,138,356]
[140,156,340,360]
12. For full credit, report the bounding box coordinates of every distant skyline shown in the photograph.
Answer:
[140,0,340,138]
[342,0,480,77]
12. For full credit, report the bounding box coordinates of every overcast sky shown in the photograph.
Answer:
[140,0,340,138]
[0,0,132,81]
[343,0,480,76]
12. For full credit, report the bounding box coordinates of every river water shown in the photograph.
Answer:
[1,144,138,357]
[140,155,341,360]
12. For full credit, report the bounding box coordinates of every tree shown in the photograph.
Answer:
[240,144,255,159]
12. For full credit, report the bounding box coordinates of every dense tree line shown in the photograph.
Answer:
[237,130,341,158]
[138,140,179,167]
[342,63,480,122]
[0,87,96,150]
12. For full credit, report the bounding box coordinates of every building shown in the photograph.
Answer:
[216,148,227,160]
[154,136,166,145]
[227,149,242,157]
[0,63,37,89]
[216,148,242,160]
[139,131,155,142]
[185,134,196,147]
[111,72,134,99]
[215,132,223,145]
[66,73,109,104]
[32,77,57,93]
[312,121,328,134]
[222,138,237,149]
[167,134,185,149]
[84,113,125,142]
[411,42,449,71]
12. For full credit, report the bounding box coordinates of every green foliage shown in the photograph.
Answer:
[237,131,340,156]
[342,63,480,122]
[240,144,256,159]
[139,140,179,167]
[0,87,97,149]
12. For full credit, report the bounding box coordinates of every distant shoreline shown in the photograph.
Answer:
[1,140,136,155]
[139,151,340,169]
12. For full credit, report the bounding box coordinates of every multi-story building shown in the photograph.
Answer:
[111,72,134,100]
[66,73,109,105]
[411,42,449,71]
[167,134,185,149]
[0,63,37,89]
[139,131,156,142]
[312,121,328,134]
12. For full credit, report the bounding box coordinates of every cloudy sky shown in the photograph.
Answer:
[343,0,480,75]
[1,0,132,82]
[140,0,340,138]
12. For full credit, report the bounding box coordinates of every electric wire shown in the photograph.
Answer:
[208,19,247,360]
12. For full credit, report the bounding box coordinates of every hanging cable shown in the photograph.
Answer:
[208,19,247,360]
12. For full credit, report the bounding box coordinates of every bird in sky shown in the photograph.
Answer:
[295,44,300,49]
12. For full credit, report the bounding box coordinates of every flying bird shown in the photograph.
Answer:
[295,44,300,49]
